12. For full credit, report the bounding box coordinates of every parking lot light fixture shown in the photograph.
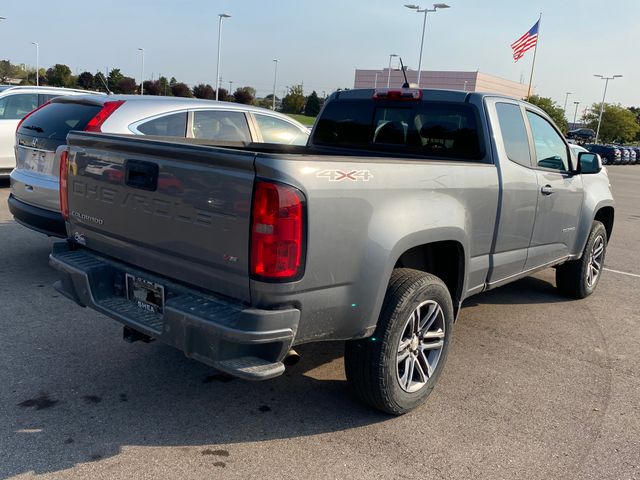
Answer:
[563,91,572,117]
[215,13,231,101]
[573,101,580,125]
[405,3,451,87]
[31,42,39,87]
[272,59,278,110]
[138,48,145,95]
[594,74,622,144]
[387,54,398,88]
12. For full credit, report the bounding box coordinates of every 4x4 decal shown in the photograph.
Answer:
[316,169,373,182]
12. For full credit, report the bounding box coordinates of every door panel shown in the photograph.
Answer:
[0,119,20,169]
[524,111,583,269]
[485,99,539,284]
[525,170,583,268]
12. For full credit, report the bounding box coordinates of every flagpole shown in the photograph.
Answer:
[526,12,542,99]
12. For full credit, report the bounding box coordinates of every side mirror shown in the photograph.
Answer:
[578,151,602,174]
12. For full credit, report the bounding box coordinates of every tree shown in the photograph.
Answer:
[77,71,95,90]
[158,76,171,96]
[0,60,21,82]
[45,64,73,87]
[108,68,124,90]
[282,85,305,114]
[526,95,568,132]
[117,77,138,94]
[584,103,640,143]
[233,86,256,105]
[304,90,321,117]
[215,88,229,101]
[171,82,192,97]
[193,83,215,99]
[143,80,161,96]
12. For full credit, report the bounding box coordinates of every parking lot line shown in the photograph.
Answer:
[604,267,640,279]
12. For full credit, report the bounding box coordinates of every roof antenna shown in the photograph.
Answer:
[97,71,112,95]
[398,57,410,89]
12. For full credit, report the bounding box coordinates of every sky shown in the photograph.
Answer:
[1,0,638,114]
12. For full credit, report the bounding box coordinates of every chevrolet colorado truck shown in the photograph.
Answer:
[49,88,614,414]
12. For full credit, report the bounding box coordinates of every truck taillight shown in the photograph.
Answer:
[373,88,422,101]
[84,100,125,132]
[250,181,305,280]
[59,150,70,221]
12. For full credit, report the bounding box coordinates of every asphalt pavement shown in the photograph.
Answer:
[0,166,638,480]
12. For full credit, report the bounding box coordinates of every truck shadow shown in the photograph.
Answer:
[462,273,575,307]
[4,340,387,477]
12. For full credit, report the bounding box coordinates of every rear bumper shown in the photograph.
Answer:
[49,243,300,380]
[8,194,66,237]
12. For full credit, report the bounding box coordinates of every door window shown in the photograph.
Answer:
[496,103,531,167]
[137,112,188,137]
[191,110,251,142]
[254,114,308,145]
[526,111,569,171]
[0,94,39,119]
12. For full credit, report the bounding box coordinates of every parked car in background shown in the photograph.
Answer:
[0,86,102,177]
[617,146,631,164]
[633,147,640,162]
[567,128,596,142]
[621,146,636,164]
[585,144,621,165]
[9,95,310,237]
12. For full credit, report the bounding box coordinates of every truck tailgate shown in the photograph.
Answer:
[65,132,255,303]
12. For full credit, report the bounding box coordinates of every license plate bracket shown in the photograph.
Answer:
[125,274,165,314]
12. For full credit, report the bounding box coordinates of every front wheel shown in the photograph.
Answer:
[344,269,454,415]
[556,221,607,299]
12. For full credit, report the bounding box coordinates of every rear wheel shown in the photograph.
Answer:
[556,221,607,299]
[344,269,454,415]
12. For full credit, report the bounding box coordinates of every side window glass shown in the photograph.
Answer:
[496,103,531,167]
[0,94,39,120]
[137,112,187,137]
[192,110,251,142]
[526,111,569,171]
[254,114,307,145]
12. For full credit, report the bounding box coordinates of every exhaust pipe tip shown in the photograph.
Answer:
[283,349,300,367]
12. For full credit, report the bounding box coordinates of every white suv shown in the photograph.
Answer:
[0,86,102,176]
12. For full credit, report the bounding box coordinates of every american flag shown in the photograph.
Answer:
[511,20,539,62]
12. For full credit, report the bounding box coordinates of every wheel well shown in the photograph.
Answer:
[394,241,464,315]
[594,207,614,241]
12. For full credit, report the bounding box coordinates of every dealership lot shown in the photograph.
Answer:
[0,166,638,480]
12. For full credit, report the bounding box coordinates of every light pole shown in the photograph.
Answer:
[594,74,622,144]
[387,54,398,87]
[31,42,39,86]
[138,48,145,95]
[272,59,278,110]
[572,101,580,126]
[404,3,450,87]
[215,13,231,101]
[563,91,572,117]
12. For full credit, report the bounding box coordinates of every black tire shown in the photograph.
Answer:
[556,221,607,299]
[344,269,454,415]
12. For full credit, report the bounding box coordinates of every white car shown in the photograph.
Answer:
[0,86,102,176]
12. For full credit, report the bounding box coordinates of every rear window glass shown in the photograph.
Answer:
[137,112,187,137]
[313,100,482,159]
[17,102,101,140]
[496,102,531,167]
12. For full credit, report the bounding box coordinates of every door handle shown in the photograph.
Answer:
[541,185,554,195]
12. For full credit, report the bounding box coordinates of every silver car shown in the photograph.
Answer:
[0,86,102,176]
[9,95,310,237]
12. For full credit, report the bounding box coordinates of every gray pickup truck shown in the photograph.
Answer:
[50,88,614,414]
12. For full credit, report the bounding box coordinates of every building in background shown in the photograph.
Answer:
[354,69,531,99]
